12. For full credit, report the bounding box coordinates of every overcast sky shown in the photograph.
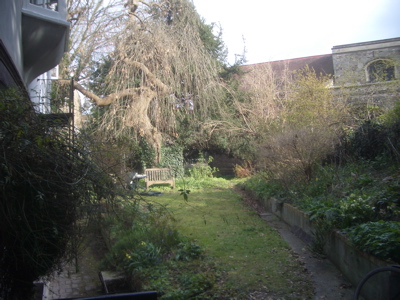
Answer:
[192,0,400,65]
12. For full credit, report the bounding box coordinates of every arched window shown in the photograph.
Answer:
[366,59,395,83]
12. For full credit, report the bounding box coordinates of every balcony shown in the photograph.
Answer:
[21,0,69,84]
[29,0,60,11]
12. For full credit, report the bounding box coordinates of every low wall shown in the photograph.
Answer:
[324,230,390,299]
[254,192,391,300]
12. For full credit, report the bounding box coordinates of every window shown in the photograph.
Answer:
[367,59,395,83]
[29,0,58,11]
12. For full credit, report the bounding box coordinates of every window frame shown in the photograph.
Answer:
[365,59,396,83]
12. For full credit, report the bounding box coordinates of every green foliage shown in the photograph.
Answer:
[187,153,219,180]
[243,154,400,261]
[127,137,156,171]
[241,173,284,201]
[0,89,113,299]
[374,182,400,221]
[102,202,182,270]
[160,144,184,177]
[346,121,386,160]
[307,192,377,229]
[178,188,191,201]
[177,272,216,298]
[125,242,162,271]
[345,101,400,161]
[383,101,400,125]
[198,19,227,63]
[177,176,238,190]
[89,55,123,96]
[139,260,217,299]
[100,198,217,298]
[284,67,339,128]
[174,240,204,261]
[349,221,400,262]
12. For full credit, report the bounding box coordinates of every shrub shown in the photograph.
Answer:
[0,89,113,299]
[258,126,341,187]
[101,202,183,271]
[347,121,386,160]
[187,153,218,180]
[241,173,284,201]
[233,161,253,178]
[100,199,214,297]
[348,221,400,263]
[160,144,184,177]
[125,242,162,271]
[174,240,204,261]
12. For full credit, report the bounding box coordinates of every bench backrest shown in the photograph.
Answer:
[144,168,175,189]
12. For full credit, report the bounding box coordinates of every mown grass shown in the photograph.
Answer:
[143,178,314,298]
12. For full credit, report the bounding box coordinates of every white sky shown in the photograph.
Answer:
[193,0,400,65]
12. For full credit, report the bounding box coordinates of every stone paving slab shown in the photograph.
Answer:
[44,244,104,299]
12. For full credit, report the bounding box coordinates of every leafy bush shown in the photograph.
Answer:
[177,176,236,190]
[101,202,182,271]
[160,144,184,177]
[174,240,204,261]
[243,155,400,261]
[0,89,113,299]
[128,137,156,171]
[100,199,216,297]
[240,173,284,201]
[233,162,253,178]
[347,121,386,160]
[125,242,162,271]
[256,67,348,186]
[345,102,400,162]
[373,182,400,221]
[187,153,219,180]
[348,221,400,262]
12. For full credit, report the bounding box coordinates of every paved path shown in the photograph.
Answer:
[236,187,356,300]
[43,236,105,300]
[260,212,355,300]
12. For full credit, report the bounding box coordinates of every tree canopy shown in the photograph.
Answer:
[62,0,233,166]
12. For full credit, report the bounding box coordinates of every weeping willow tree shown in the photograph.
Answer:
[62,0,228,166]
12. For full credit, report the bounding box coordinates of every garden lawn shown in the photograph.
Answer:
[143,179,314,298]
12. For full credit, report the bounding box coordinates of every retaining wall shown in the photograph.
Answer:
[253,191,392,300]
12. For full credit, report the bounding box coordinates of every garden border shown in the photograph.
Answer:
[251,191,391,300]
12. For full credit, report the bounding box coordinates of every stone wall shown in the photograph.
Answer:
[331,38,400,110]
[332,37,400,85]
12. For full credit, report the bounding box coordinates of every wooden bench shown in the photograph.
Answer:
[144,168,175,189]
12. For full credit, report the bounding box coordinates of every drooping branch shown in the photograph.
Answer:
[58,80,158,106]
[74,82,136,106]
[121,59,170,93]
[125,0,139,14]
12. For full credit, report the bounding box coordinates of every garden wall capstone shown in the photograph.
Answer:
[251,191,392,300]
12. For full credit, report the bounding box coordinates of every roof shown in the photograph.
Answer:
[332,37,400,54]
[242,54,334,77]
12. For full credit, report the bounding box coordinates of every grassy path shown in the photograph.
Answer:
[145,180,314,299]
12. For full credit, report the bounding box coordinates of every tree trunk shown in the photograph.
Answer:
[60,80,164,165]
